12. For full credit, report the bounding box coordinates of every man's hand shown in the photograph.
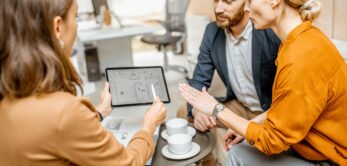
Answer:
[223,128,244,151]
[193,110,216,132]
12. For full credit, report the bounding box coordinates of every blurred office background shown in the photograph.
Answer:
[71,1,346,165]
[74,0,347,117]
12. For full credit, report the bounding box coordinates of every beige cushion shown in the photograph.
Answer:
[331,39,347,62]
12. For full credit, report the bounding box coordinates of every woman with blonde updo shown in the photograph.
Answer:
[178,0,346,165]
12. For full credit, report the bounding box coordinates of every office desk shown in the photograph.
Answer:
[78,21,162,72]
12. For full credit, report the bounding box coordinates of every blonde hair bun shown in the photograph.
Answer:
[299,0,321,21]
[286,0,321,21]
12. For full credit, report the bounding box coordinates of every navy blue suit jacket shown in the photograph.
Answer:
[188,22,281,118]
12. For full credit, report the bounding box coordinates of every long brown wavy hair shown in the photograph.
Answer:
[0,0,83,100]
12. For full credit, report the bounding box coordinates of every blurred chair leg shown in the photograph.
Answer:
[162,45,169,72]
[162,44,189,80]
[168,65,189,80]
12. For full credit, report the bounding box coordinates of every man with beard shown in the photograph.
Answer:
[176,0,281,165]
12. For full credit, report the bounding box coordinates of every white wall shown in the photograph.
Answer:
[77,0,165,17]
[108,0,165,17]
[77,0,94,14]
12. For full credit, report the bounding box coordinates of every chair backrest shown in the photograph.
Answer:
[165,0,190,33]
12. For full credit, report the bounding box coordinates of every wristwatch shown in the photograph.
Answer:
[212,103,225,120]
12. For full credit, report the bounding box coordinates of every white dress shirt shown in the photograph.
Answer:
[225,21,262,112]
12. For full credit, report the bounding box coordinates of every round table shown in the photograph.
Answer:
[151,124,216,166]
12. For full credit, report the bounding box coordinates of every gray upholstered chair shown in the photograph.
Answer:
[141,0,190,80]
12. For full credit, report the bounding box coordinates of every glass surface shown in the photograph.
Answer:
[106,67,170,106]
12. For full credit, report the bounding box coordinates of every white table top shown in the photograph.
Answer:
[77,20,162,43]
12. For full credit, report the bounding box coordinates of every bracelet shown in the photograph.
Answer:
[97,111,103,122]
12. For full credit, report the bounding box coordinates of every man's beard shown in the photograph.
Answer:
[215,3,245,30]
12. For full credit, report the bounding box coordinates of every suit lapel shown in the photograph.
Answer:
[252,28,263,100]
[214,30,229,86]
[213,29,235,100]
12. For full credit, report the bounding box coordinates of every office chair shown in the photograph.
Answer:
[141,0,190,80]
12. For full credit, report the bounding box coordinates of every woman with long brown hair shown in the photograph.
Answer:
[179,0,347,165]
[0,0,166,165]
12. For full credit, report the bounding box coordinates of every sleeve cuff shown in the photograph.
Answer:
[246,122,262,146]
[97,112,103,122]
[132,130,155,154]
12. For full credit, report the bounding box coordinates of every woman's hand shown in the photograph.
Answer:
[223,128,244,151]
[96,82,112,118]
[179,83,218,116]
[142,97,167,135]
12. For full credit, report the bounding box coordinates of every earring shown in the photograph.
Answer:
[59,40,64,48]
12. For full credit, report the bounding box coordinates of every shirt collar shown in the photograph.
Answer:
[276,21,313,66]
[284,21,312,43]
[225,21,253,41]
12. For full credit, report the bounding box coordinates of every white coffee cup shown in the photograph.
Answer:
[166,118,188,136]
[167,133,192,155]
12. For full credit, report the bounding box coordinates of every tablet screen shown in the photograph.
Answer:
[105,67,170,107]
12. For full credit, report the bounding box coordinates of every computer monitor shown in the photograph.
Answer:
[105,67,171,107]
[92,0,109,16]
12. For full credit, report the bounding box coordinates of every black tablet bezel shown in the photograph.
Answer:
[105,66,171,107]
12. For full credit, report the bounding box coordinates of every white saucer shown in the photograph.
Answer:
[161,126,196,140]
[162,142,200,160]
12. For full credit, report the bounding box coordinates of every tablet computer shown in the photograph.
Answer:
[105,66,170,107]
